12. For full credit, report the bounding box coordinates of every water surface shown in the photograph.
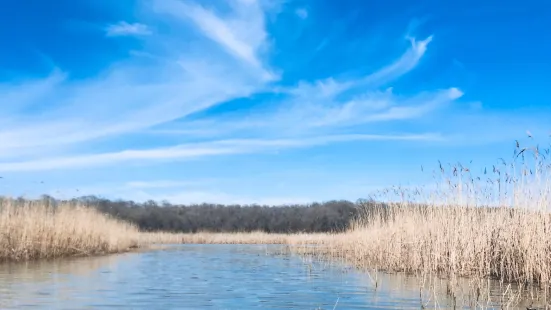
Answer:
[0,245,541,309]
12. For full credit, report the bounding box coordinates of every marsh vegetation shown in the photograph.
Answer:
[0,199,141,261]
[1,137,550,308]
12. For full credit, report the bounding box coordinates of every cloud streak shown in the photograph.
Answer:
[153,0,275,80]
[0,0,274,160]
[125,180,207,189]
[152,36,460,138]
[105,21,152,36]
[0,133,440,172]
[0,0,477,181]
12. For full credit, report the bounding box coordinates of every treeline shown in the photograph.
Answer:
[64,196,363,233]
[1,195,389,233]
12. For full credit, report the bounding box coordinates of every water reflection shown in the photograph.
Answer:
[0,245,546,309]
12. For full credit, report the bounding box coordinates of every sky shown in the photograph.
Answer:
[0,0,550,205]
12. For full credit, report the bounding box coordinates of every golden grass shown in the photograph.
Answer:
[0,198,329,261]
[286,205,551,308]
[172,176,551,292]
[160,138,551,307]
[292,205,551,284]
[288,139,551,307]
[3,137,550,304]
[0,199,142,261]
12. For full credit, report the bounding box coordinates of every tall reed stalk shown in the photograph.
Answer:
[290,137,551,303]
[0,199,141,261]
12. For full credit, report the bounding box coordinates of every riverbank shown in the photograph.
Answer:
[173,204,551,289]
[5,194,548,290]
[171,205,551,307]
[0,199,328,261]
[2,141,549,291]
[291,204,551,284]
[0,199,329,261]
[1,196,549,306]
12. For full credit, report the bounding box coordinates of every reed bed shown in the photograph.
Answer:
[291,205,551,284]
[0,199,142,261]
[0,198,330,261]
[289,137,551,307]
[3,135,550,304]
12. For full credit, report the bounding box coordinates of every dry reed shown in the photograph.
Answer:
[0,199,141,261]
[3,136,550,307]
[0,198,330,261]
[167,138,551,296]
[288,137,551,307]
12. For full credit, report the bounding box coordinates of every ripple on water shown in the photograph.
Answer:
[0,244,543,309]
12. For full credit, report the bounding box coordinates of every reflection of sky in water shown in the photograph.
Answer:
[0,245,544,309]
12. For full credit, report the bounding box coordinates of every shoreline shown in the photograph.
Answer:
[3,201,551,292]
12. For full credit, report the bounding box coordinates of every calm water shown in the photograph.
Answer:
[0,245,541,309]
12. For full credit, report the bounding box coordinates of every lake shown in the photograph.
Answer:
[0,245,542,309]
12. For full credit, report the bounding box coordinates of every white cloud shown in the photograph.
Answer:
[0,33,446,161]
[151,37,460,137]
[0,0,273,160]
[355,36,433,88]
[0,70,66,114]
[0,66,253,158]
[79,185,314,205]
[359,87,463,122]
[53,178,317,205]
[105,21,152,37]
[275,35,433,97]
[0,0,479,184]
[49,178,315,205]
[0,133,441,172]
[125,180,209,189]
[284,87,463,128]
[295,8,308,19]
[152,0,275,81]
[156,191,314,205]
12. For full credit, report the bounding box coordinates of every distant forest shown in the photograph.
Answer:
[65,196,368,233]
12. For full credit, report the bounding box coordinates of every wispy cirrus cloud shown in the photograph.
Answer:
[125,179,212,189]
[0,1,447,167]
[152,0,276,80]
[105,21,152,37]
[151,36,460,138]
[0,133,441,172]
[0,28,457,172]
[0,0,272,160]
[59,184,314,205]
[1,0,518,201]
[2,0,549,205]
[0,65,253,158]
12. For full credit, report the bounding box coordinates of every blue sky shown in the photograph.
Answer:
[0,0,549,204]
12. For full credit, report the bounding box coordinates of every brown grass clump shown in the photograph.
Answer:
[0,199,141,261]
